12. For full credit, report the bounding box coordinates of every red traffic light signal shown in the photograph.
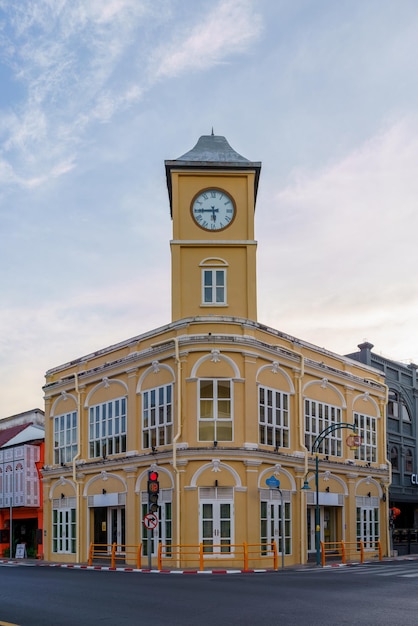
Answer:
[148,470,160,513]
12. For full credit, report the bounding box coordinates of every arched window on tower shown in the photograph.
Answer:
[200,258,228,306]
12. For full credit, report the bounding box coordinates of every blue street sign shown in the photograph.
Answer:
[265,475,280,488]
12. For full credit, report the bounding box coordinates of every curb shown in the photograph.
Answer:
[2,555,417,575]
[0,559,273,575]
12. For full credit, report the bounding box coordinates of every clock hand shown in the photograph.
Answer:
[194,208,218,214]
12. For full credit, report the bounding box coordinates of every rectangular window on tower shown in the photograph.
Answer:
[202,269,226,305]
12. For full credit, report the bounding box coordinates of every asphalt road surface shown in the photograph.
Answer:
[0,559,417,625]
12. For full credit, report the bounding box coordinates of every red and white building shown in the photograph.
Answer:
[0,409,45,558]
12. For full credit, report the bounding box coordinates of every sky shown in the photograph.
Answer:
[1,0,418,417]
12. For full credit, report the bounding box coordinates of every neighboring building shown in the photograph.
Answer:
[42,134,390,567]
[0,409,45,558]
[346,342,418,529]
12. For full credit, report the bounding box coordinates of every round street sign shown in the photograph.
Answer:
[143,513,159,529]
[265,475,280,488]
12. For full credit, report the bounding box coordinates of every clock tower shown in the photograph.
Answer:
[165,133,261,322]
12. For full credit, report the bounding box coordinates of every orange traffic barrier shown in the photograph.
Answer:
[157,540,279,571]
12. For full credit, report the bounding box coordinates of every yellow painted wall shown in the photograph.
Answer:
[42,137,390,568]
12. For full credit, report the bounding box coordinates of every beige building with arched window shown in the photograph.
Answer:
[42,134,390,568]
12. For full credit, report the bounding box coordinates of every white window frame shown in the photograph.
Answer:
[260,489,292,556]
[259,386,290,448]
[356,501,379,550]
[54,411,78,464]
[52,498,76,554]
[354,412,377,462]
[199,487,234,556]
[198,379,233,442]
[89,397,127,458]
[202,268,226,305]
[305,399,342,456]
[142,384,173,449]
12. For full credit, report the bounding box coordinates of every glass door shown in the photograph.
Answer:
[261,500,290,556]
[357,506,379,550]
[307,506,338,554]
[110,507,125,552]
[200,501,232,554]
[93,507,108,551]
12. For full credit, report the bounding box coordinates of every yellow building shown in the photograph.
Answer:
[42,133,390,568]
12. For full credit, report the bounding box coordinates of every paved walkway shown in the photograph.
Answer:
[1,553,417,575]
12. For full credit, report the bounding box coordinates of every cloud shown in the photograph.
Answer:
[258,116,418,359]
[0,268,171,415]
[0,0,261,189]
[0,0,151,187]
[151,0,262,79]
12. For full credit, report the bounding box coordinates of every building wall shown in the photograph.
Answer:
[347,341,418,528]
[0,418,44,559]
[43,319,390,566]
[42,134,390,567]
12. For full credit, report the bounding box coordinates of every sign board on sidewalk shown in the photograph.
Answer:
[15,544,27,559]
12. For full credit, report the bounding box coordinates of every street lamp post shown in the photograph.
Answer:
[302,423,358,566]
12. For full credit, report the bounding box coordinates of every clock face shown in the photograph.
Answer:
[191,188,236,231]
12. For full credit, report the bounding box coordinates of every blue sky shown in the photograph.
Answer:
[2,0,418,417]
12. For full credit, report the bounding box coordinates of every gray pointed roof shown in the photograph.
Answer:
[176,134,251,163]
[165,133,261,216]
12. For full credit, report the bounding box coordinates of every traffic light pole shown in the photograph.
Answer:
[147,470,159,570]
[148,528,152,570]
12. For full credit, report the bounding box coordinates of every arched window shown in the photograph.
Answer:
[390,446,399,471]
[405,449,413,473]
[401,404,411,422]
[388,390,399,418]
[200,258,228,306]
[388,390,411,422]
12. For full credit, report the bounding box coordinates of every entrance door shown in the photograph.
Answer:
[307,506,338,554]
[93,507,108,551]
[200,501,232,554]
[358,507,378,550]
[93,507,125,552]
[261,500,288,556]
[110,507,125,552]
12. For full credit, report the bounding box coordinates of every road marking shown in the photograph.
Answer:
[0,621,21,625]
[374,567,418,576]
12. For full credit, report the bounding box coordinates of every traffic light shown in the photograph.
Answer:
[147,470,159,513]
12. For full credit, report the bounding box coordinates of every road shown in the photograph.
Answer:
[0,559,417,625]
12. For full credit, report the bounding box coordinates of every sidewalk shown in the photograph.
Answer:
[1,553,417,575]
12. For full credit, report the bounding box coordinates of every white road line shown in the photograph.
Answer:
[376,568,418,576]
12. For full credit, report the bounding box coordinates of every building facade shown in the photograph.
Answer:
[0,409,45,558]
[347,341,418,529]
[42,134,390,567]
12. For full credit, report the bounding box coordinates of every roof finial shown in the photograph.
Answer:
[211,127,214,136]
